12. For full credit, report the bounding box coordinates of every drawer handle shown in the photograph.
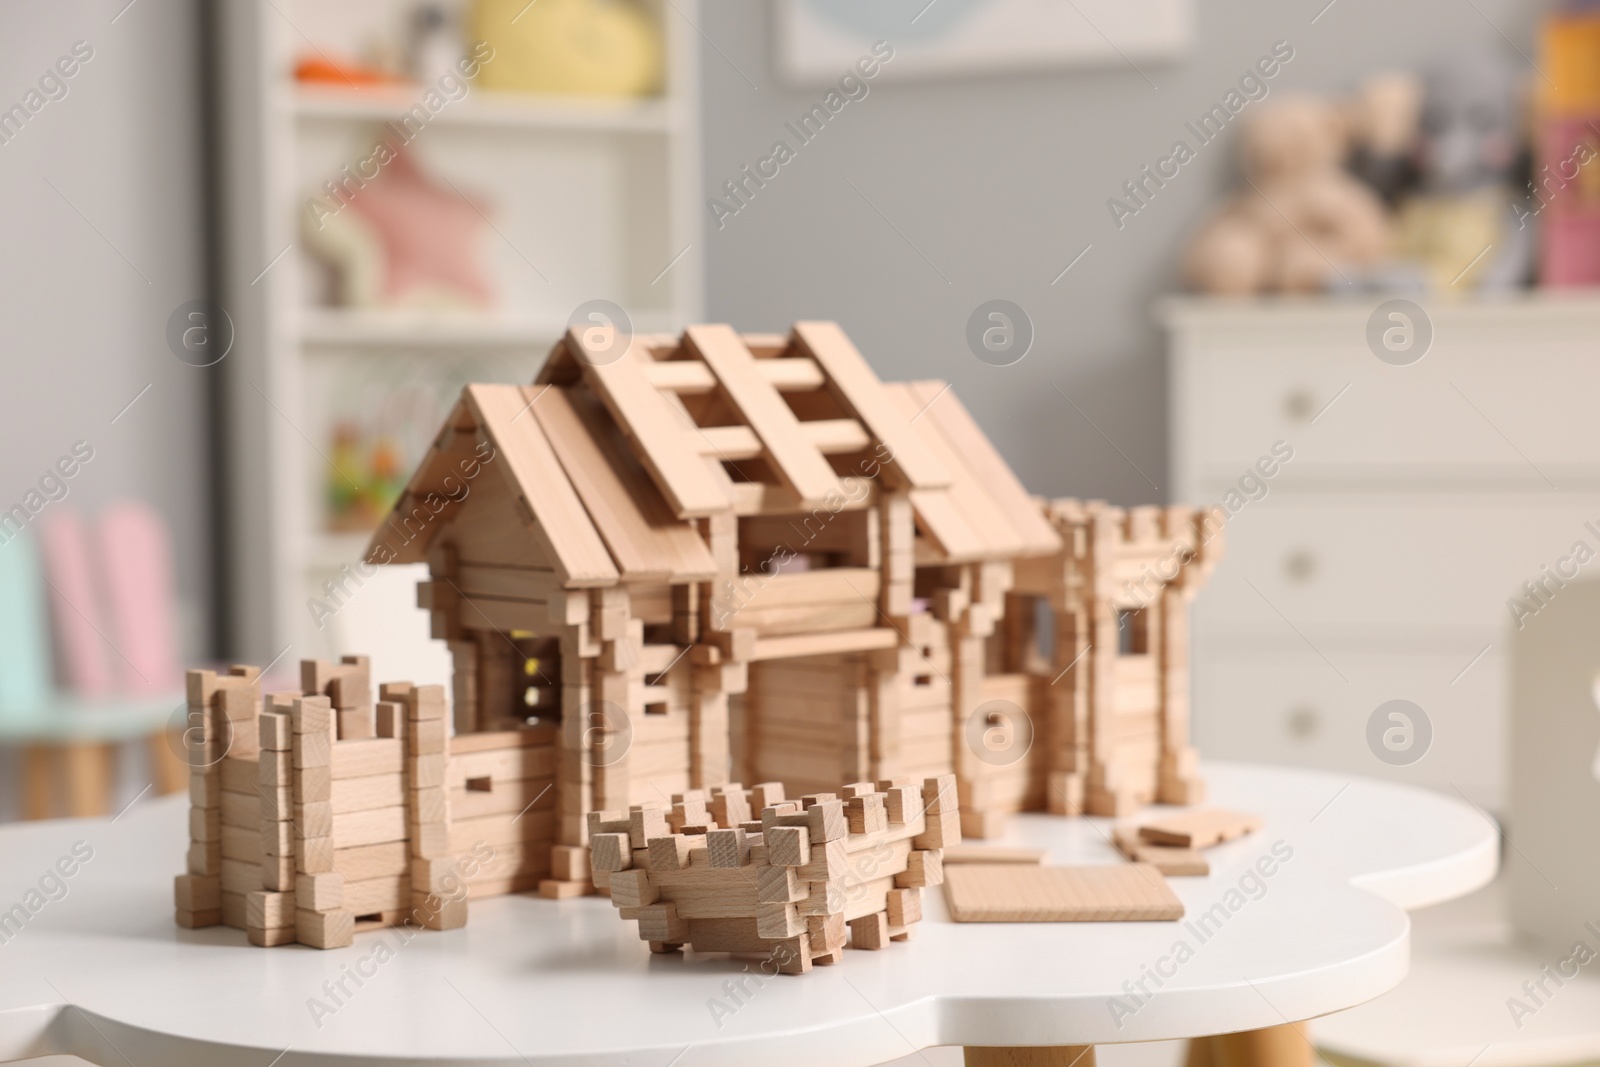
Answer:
[1286,705,1320,739]
[1283,389,1317,423]
[1284,550,1317,584]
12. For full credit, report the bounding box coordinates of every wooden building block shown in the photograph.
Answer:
[765,825,810,868]
[551,844,589,882]
[259,712,291,752]
[757,865,806,904]
[174,874,220,912]
[846,794,888,835]
[896,849,944,888]
[1112,826,1209,876]
[295,872,344,911]
[849,912,890,950]
[295,908,354,949]
[647,835,694,871]
[628,807,669,849]
[913,809,961,850]
[885,887,922,927]
[590,833,632,873]
[1136,809,1261,849]
[942,864,1183,922]
[942,845,1045,865]
[608,869,658,909]
[749,782,785,809]
[923,773,957,814]
[706,827,749,868]
[882,785,919,825]
[246,889,295,930]
[338,707,377,740]
[756,902,802,939]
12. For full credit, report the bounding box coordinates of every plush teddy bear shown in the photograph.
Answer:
[1185,96,1392,295]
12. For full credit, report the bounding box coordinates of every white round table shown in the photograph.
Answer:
[0,762,1497,1067]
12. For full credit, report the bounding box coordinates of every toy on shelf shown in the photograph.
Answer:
[1185,95,1392,295]
[591,776,956,972]
[302,146,494,311]
[326,422,406,532]
[1535,12,1600,286]
[175,322,1226,948]
[1389,49,1532,291]
[294,55,403,88]
[470,0,663,98]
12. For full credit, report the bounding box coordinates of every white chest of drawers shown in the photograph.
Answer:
[1164,294,1600,810]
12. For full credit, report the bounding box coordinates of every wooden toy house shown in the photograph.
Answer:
[173,321,1223,948]
[368,321,1065,896]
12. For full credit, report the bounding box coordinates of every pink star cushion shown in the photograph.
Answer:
[339,147,495,309]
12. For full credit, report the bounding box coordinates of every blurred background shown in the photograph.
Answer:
[3,0,1599,1060]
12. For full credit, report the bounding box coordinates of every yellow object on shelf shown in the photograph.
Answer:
[1541,12,1600,111]
[471,0,663,98]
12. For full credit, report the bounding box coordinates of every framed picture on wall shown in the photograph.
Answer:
[773,0,1193,84]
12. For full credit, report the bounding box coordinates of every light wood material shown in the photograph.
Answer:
[791,320,951,489]
[1187,1023,1313,1067]
[463,383,620,586]
[533,385,717,583]
[575,330,728,519]
[685,324,842,508]
[1138,809,1262,849]
[942,844,1046,865]
[943,864,1183,922]
[965,1047,1097,1067]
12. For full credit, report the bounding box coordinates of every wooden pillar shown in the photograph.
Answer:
[1083,508,1132,816]
[1187,1024,1313,1067]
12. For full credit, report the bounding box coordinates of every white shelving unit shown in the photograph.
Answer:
[1164,292,1600,811]
[214,0,701,675]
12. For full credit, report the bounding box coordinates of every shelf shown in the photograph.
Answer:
[299,308,684,350]
[292,85,682,134]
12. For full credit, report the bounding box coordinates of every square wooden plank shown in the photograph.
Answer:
[685,324,843,508]
[1111,826,1210,876]
[942,864,1183,922]
[1137,809,1262,849]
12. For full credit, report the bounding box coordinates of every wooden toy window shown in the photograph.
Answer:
[1117,609,1149,656]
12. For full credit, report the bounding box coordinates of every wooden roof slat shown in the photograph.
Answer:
[644,357,825,395]
[790,321,951,490]
[685,324,843,509]
[461,384,620,585]
[906,381,1062,557]
[532,386,718,584]
[569,328,730,519]
[696,419,870,461]
[878,389,996,563]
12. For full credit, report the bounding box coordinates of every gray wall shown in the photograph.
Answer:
[0,0,211,655]
[699,0,1541,504]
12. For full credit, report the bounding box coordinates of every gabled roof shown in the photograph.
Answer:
[370,322,1060,584]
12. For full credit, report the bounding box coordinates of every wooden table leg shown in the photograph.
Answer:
[964,1047,1096,1067]
[1187,1023,1313,1067]
[149,730,188,796]
[22,746,55,819]
[60,742,115,818]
